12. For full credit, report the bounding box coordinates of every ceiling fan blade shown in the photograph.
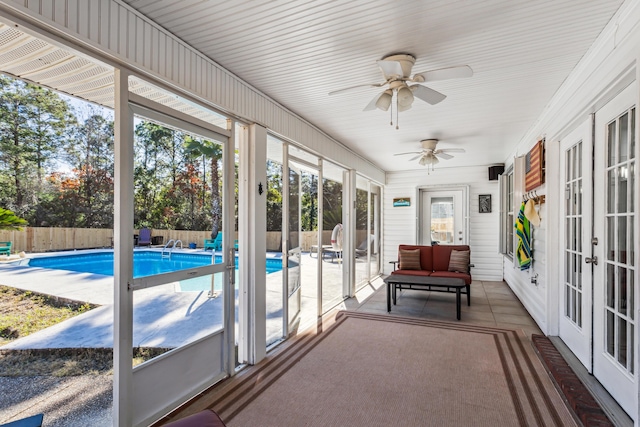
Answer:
[394,151,423,156]
[411,85,447,105]
[437,148,466,153]
[412,65,473,82]
[329,82,385,96]
[409,154,424,161]
[434,152,454,160]
[376,59,404,77]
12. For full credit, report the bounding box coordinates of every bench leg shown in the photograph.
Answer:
[456,288,461,320]
[466,284,471,306]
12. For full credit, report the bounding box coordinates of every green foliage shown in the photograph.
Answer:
[0,208,27,230]
[0,75,76,219]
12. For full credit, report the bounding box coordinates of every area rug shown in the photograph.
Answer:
[172,312,578,426]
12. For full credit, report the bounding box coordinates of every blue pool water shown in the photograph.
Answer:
[29,250,282,278]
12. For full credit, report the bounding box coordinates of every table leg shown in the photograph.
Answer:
[393,284,397,305]
[466,284,471,306]
[387,282,391,312]
[456,288,461,320]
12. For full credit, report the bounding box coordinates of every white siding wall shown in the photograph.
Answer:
[384,165,503,281]
[500,1,640,335]
[0,0,385,183]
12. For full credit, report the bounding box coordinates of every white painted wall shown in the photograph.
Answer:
[384,165,503,281]
[501,0,640,338]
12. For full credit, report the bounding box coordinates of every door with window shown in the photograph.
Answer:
[559,117,594,370]
[420,189,466,245]
[592,82,636,418]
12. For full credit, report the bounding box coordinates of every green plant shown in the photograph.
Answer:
[0,208,27,230]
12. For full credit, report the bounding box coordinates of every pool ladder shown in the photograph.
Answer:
[161,239,182,259]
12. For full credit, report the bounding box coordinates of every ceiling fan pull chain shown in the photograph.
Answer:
[390,104,393,127]
[395,100,399,130]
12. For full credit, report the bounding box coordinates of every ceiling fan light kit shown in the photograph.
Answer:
[393,138,466,171]
[375,90,392,111]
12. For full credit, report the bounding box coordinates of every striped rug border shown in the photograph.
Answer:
[158,311,572,426]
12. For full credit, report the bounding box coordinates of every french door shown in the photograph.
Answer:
[592,82,637,418]
[559,117,593,370]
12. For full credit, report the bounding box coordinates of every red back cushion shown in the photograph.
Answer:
[432,245,470,271]
[398,245,433,271]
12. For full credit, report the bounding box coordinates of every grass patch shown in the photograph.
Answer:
[0,347,173,376]
[0,285,172,376]
[0,285,96,346]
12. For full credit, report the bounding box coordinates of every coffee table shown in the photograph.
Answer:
[383,274,469,320]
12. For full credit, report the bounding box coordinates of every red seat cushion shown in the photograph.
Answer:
[392,270,433,277]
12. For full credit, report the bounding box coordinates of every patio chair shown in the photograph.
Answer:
[204,233,223,250]
[137,227,152,246]
[355,235,374,258]
[0,241,11,256]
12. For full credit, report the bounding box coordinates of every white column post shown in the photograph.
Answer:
[113,68,134,426]
[224,119,237,374]
[238,124,267,364]
[343,169,356,297]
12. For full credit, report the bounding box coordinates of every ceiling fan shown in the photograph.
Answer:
[394,139,465,171]
[329,54,473,128]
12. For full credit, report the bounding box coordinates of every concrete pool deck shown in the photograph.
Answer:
[0,248,358,350]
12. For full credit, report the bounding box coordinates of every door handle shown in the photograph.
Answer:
[585,256,598,265]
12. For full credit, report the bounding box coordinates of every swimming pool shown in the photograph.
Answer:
[28,250,283,278]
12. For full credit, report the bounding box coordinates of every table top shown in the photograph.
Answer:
[383,274,465,287]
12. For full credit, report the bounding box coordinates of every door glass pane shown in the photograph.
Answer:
[608,121,616,166]
[618,217,627,263]
[630,108,636,159]
[630,163,635,213]
[606,310,615,356]
[287,165,301,330]
[607,264,615,308]
[619,112,629,163]
[618,318,627,367]
[618,266,627,315]
[607,217,615,261]
[431,197,454,244]
[577,292,582,327]
[618,166,628,213]
[607,169,616,213]
[630,219,635,267]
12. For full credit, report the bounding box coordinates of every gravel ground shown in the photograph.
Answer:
[0,375,112,426]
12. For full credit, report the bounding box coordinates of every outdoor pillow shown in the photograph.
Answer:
[399,249,422,270]
[448,249,470,273]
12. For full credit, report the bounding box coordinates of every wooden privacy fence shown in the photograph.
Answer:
[0,228,367,254]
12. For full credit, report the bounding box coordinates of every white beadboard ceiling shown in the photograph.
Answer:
[1,0,626,173]
[119,0,625,172]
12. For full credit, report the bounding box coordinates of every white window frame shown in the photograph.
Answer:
[500,166,514,258]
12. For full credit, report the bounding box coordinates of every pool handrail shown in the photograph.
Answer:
[161,239,182,259]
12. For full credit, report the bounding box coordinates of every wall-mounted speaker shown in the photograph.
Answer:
[488,165,505,181]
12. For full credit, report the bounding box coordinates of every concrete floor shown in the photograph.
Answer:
[344,278,542,338]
